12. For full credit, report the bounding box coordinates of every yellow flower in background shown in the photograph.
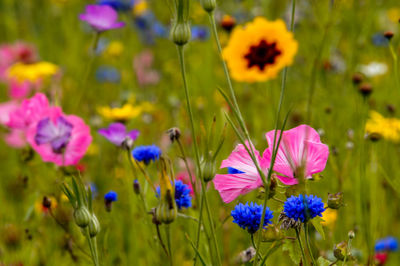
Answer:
[34,196,58,214]
[7,61,59,83]
[98,103,143,121]
[365,111,400,142]
[387,8,400,23]
[222,17,298,83]
[321,208,337,228]
[133,0,148,16]
[103,41,124,58]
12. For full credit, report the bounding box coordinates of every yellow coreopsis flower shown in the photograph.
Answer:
[365,111,400,142]
[321,209,337,229]
[222,17,298,83]
[103,41,124,58]
[7,61,59,83]
[98,103,143,121]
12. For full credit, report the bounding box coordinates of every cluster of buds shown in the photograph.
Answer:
[62,177,100,238]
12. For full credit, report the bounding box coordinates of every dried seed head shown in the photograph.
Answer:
[383,31,394,40]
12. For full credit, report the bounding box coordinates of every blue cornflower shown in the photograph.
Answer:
[104,191,118,202]
[371,33,389,47]
[96,66,121,83]
[132,145,161,164]
[191,26,210,41]
[231,202,273,234]
[227,167,245,174]
[283,194,325,223]
[156,180,192,210]
[375,237,399,252]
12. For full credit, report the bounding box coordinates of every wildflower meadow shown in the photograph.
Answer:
[1,0,400,265]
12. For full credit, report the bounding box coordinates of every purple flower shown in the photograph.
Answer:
[98,122,139,147]
[79,5,125,32]
[35,116,73,154]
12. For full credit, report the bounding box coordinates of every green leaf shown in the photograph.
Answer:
[311,216,326,240]
[282,240,301,265]
[317,256,332,266]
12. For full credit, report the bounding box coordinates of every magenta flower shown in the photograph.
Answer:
[26,110,92,166]
[213,142,266,203]
[213,125,329,203]
[263,125,329,185]
[0,100,26,148]
[98,122,139,147]
[79,5,125,32]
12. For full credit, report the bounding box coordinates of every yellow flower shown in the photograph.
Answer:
[98,103,143,121]
[34,196,58,214]
[8,61,59,83]
[133,0,148,16]
[365,111,400,142]
[222,17,298,83]
[103,41,124,58]
[387,8,400,23]
[321,208,337,228]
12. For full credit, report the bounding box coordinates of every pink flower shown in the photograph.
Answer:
[263,125,329,185]
[213,125,329,203]
[0,100,19,126]
[133,50,160,87]
[0,101,26,148]
[79,5,125,32]
[26,110,92,166]
[213,142,266,203]
[8,80,35,100]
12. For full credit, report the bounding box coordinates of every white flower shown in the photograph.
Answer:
[359,62,388,77]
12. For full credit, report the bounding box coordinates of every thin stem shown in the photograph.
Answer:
[84,227,100,266]
[343,237,352,265]
[295,228,307,266]
[134,160,156,192]
[389,42,400,91]
[165,225,173,266]
[194,190,205,265]
[156,224,169,258]
[251,234,262,260]
[304,223,317,265]
[177,45,221,265]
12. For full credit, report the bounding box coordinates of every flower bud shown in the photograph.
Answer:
[327,192,343,209]
[384,31,394,40]
[348,230,355,239]
[133,179,140,195]
[42,196,52,209]
[201,159,216,182]
[88,214,101,238]
[200,0,216,13]
[334,241,348,261]
[171,22,191,46]
[261,224,284,242]
[122,137,134,150]
[74,207,91,228]
[358,83,373,98]
[167,127,181,142]
[156,191,177,224]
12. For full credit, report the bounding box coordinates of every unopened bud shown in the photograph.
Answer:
[74,207,91,228]
[334,241,348,261]
[88,215,101,238]
[367,132,382,142]
[386,104,396,114]
[171,22,191,46]
[133,179,140,195]
[156,190,177,224]
[167,127,181,142]
[42,196,52,209]
[221,15,236,32]
[200,0,216,13]
[348,230,355,239]
[383,31,394,40]
[327,192,343,209]
[351,73,363,85]
[358,83,373,97]
[122,137,134,150]
[201,159,216,182]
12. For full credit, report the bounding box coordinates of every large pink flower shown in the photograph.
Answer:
[26,111,92,166]
[263,125,329,185]
[213,125,329,203]
[213,142,266,203]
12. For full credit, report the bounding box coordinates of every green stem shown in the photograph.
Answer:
[304,223,316,266]
[194,187,205,265]
[165,225,173,266]
[176,45,221,265]
[343,238,352,265]
[389,42,400,91]
[84,228,100,266]
[295,228,307,266]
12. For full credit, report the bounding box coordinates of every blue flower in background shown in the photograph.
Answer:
[191,26,209,41]
[96,66,121,83]
[132,145,161,164]
[156,180,192,209]
[227,167,245,174]
[231,202,273,234]
[104,191,118,202]
[97,0,133,11]
[375,237,399,252]
[134,12,168,44]
[283,194,325,223]
[371,33,389,47]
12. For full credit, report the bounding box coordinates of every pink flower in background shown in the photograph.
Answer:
[0,101,26,148]
[213,125,329,203]
[8,80,37,100]
[26,109,92,166]
[0,101,19,126]
[133,50,160,87]
[213,142,266,203]
[79,5,125,32]
[263,125,329,185]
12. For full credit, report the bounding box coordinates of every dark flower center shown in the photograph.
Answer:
[244,40,281,71]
